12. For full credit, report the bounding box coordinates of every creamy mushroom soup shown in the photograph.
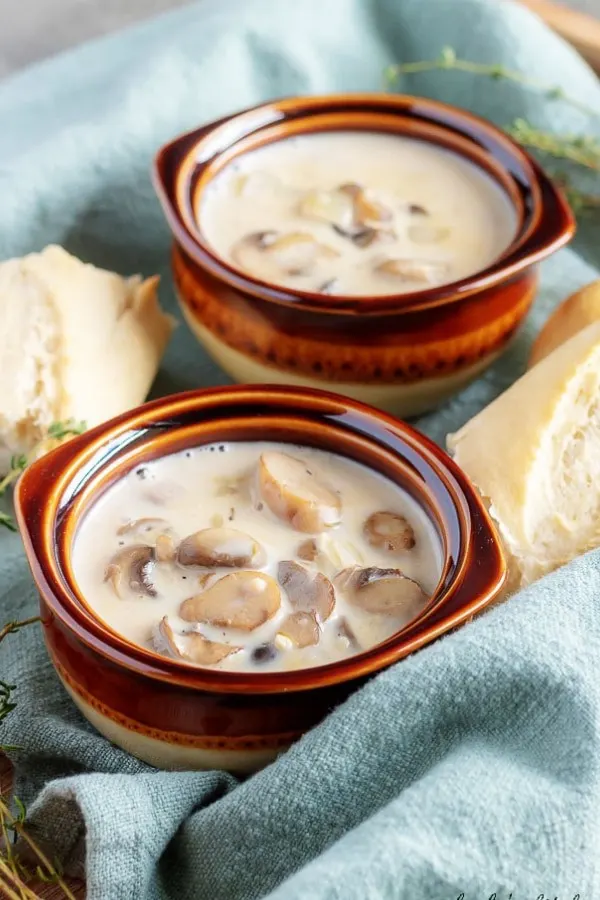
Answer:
[198,131,517,297]
[72,443,443,671]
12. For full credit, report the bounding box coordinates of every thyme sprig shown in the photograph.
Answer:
[1,618,76,898]
[384,46,600,120]
[0,419,86,532]
[386,46,600,213]
[0,795,77,900]
[507,117,600,170]
[0,423,86,897]
[1,617,41,743]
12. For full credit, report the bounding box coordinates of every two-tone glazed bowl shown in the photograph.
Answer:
[153,93,574,418]
[15,385,506,773]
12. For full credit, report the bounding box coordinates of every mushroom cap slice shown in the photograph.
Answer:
[232,231,337,280]
[117,518,177,561]
[337,182,392,227]
[179,571,281,631]
[105,545,156,598]
[155,533,177,563]
[265,232,338,275]
[278,560,335,622]
[363,511,416,553]
[297,538,319,562]
[299,188,356,230]
[177,527,266,568]
[117,517,170,539]
[375,258,449,285]
[336,617,361,651]
[258,451,342,533]
[335,566,428,617]
[352,188,393,227]
[277,611,320,648]
[157,617,237,665]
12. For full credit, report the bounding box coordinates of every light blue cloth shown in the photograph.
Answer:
[2,1,600,897]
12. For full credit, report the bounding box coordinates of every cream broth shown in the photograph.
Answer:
[71,442,443,672]
[198,131,517,297]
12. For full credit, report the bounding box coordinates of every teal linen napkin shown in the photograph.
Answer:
[2,1,600,897]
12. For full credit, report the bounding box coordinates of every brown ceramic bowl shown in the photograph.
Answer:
[153,93,575,418]
[15,385,506,773]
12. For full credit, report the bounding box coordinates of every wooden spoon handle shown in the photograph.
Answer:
[519,0,600,73]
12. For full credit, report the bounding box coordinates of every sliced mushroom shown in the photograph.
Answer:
[299,182,392,233]
[177,527,266,568]
[197,571,219,590]
[334,566,428,616]
[332,225,395,248]
[336,616,361,651]
[409,203,428,216]
[265,231,338,275]
[179,571,281,631]
[258,451,342,533]
[299,188,355,230]
[297,538,319,562]
[239,230,278,249]
[351,187,393,227]
[278,560,335,621]
[318,278,339,294]
[363,511,416,553]
[232,230,337,280]
[117,517,177,561]
[105,545,156,598]
[157,617,237,665]
[375,258,449,285]
[407,223,450,244]
[230,231,277,277]
[344,227,376,247]
[117,517,167,537]
[155,533,177,563]
[278,611,320,648]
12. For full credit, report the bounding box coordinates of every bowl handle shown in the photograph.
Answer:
[13,429,92,540]
[504,162,575,268]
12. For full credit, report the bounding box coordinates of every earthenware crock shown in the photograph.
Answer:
[15,385,506,773]
[153,93,575,417]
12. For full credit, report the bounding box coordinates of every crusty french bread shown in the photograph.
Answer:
[0,245,175,473]
[448,319,600,588]
[529,279,600,367]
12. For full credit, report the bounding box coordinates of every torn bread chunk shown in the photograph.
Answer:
[448,320,600,588]
[0,245,175,472]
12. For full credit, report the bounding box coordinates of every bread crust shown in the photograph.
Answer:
[528,279,600,368]
[0,245,175,472]
[448,319,600,587]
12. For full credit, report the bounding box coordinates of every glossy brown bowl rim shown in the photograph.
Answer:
[15,385,506,694]
[153,92,575,316]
